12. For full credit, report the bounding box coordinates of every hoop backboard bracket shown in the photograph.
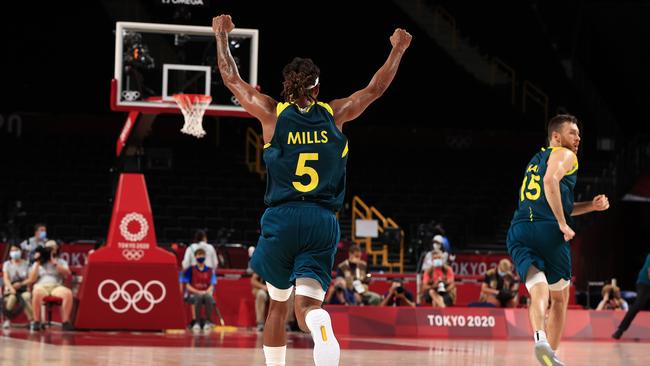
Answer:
[111,21,258,118]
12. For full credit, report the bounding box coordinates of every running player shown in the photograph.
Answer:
[212,15,411,366]
[506,114,609,366]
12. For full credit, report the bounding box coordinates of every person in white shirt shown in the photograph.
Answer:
[3,244,34,328]
[421,235,450,272]
[19,223,48,263]
[182,230,218,271]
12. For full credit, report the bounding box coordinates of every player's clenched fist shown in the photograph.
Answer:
[390,28,412,51]
[213,15,234,34]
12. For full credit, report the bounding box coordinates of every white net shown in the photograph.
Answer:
[173,94,212,138]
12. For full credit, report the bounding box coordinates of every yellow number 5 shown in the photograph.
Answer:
[292,153,319,193]
[520,174,541,201]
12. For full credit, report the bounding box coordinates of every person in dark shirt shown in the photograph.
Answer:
[479,259,519,308]
[613,253,650,339]
[380,279,415,307]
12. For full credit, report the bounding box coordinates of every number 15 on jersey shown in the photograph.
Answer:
[520,164,541,202]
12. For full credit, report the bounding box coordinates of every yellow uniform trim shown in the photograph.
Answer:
[276,102,291,116]
[320,325,328,342]
[317,102,334,116]
[341,141,349,158]
[566,161,579,176]
[547,146,579,176]
[263,143,271,149]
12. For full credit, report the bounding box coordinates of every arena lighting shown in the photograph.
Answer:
[230,39,240,49]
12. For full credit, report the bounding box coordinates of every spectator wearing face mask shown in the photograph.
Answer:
[19,223,48,264]
[420,250,456,308]
[479,259,519,308]
[181,248,217,333]
[3,244,34,328]
[596,283,628,311]
[421,235,452,272]
[182,230,218,271]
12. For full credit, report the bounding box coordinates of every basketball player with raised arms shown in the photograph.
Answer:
[212,14,411,366]
[507,114,609,366]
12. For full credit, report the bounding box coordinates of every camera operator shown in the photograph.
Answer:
[420,250,456,308]
[380,279,415,307]
[596,283,628,311]
[325,277,356,305]
[479,259,519,308]
[24,240,74,331]
[335,245,381,305]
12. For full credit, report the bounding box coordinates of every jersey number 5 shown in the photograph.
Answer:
[293,153,319,193]
[520,173,541,201]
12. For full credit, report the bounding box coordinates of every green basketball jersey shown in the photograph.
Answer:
[263,101,348,211]
[511,147,579,225]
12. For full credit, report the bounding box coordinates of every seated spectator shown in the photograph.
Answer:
[479,259,519,308]
[597,284,629,311]
[325,277,357,305]
[419,250,456,308]
[181,248,217,333]
[335,245,381,305]
[26,240,73,331]
[3,244,34,328]
[380,279,415,307]
[20,223,48,264]
[250,271,295,332]
[181,230,218,327]
[421,235,451,272]
[182,230,218,271]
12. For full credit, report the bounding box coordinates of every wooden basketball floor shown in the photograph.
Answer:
[1,328,647,365]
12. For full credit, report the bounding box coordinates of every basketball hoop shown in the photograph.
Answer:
[173,94,212,138]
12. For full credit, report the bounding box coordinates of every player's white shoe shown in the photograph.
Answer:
[534,342,565,366]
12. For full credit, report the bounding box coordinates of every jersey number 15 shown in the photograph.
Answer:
[520,165,541,201]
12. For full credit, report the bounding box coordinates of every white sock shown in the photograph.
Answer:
[305,308,340,366]
[534,330,547,343]
[263,345,286,366]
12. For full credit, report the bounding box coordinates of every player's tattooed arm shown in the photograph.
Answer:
[329,28,412,128]
[544,148,578,241]
[213,15,277,131]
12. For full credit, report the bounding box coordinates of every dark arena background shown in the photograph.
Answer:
[2,0,650,365]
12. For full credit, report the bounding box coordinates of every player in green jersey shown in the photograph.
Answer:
[507,114,609,366]
[213,14,411,366]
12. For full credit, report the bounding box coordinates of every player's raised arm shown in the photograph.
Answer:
[328,28,412,128]
[213,15,277,127]
[543,148,578,240]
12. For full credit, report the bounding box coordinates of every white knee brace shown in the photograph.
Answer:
[267,283,294,302]
[295,278,326,302]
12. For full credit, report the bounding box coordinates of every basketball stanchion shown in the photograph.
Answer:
[212,299,238,332]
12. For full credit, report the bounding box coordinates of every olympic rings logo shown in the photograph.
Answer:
[97,279,166,314]
[119,212,149,242]
[122,249,145,261]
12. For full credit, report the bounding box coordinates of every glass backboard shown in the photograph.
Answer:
[111,22,258,118]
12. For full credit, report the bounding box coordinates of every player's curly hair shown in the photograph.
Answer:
[281,57,320,103]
